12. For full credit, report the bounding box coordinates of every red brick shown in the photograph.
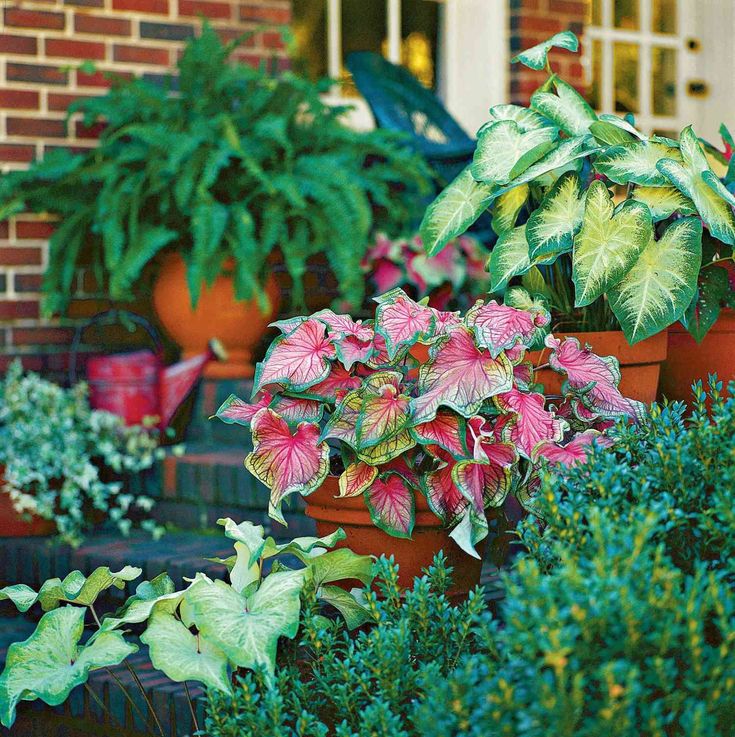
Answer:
[0,247,43,266]
[7,63,67,86]
[12,326,74,345]
[17,222,55,239]
[76,68,133,87]
[262,31,285,50]
[0,301,40,320]
[0,89,39,110]
[113,44,170,65]
[75,120,106,139]
[179,0,231,19]
[7,118,66,139]
[0,222,8,239]
[47,92,92,112]
[13,274,44,293]
[0,144,35,163]
[74,14,132,36]
[547,0,588,14]
[0,355,45,372]
[520,16,566,33]
[45,38,107,61]
[240,5,290,23]
[112,0,168,13]
[0,34,37,55]
[4,8,65,30]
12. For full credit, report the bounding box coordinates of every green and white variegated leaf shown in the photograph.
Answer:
[702,169,735,208]
[420,167,496,256]
[526,172,585,263]
[491,184,529,235]
[594,138,682,186]
[609,217,703,344]
[531,77,597,136]
[0,606,137,728]
[572,180,653,307]
[598,113,646,140]
[140,610,231,694]
[309,548,374,588]
[630,186,697,221]
[218,518,266,565]
[657,125,735,246]
[680,265,730,343]
[261,529,347,562]
[485,104,555,133]
[317,585,372,629]
[100,573,182,631]
[33,567,142,612]
[471,120,558,185]
[184,569,305,674]
[589,120,637,146]
[488,225,531,292]
[448,507,489,559]
[0,585,38,613]
[511,30,579,70]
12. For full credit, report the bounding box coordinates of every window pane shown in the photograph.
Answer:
[652,0,677,34]
[614,0,639,29]
[401,0,439,90]
[652,46,677,116]
[342,0,387,94]
[614,42,639,113]
[588,39,602,109]
[292,0,328,80]
[590,0,603,26]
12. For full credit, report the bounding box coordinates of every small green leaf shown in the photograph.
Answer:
[488,225,531,292]
[680,266,730,343]
[261,529,347,562]
[630,186,697,221]
[491,184,529,236]
[531,77,597,136]
[0,585,38,613]
[309,548,374,588]
[100,573,181,631]
[594,138,682,186]
[511,31,579,71]
[317,585,372,629]
[36,566,142,612]
[598,113,646,140]
[589,120,637,146]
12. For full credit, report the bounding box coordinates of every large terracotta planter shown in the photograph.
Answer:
[529,330,668,404]
[659,309,735,402]
[152,253,280,379]
[0,470,54,537]
[304,476,486,593]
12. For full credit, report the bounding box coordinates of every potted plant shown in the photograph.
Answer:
[0,24,431,379]
[419,31,735,402]
[0,361,164,545]
[215,288,643,590]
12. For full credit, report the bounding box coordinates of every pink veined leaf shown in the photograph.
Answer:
[431,308,463,337]
[338,462,378,498]
[335,335,376,370]
[545,335,646,420]
[422,447,470,524]
[380,455,420,488]
[374,289,436,359]
[271,395,324,424]
[362,370,403,392]
[311,309,374,342]
[270,316,306,334]
[532,429,612,467]
[513,361,534,389]
[371,259,404,293]
[214,392,272,426]
[411,326,514,424]
[304,364,362,402]
[365,473,415,538]
[244,409,330,525]
[253,319,336,395]
[465,300,540,359]
[505,344,527,364]
[413,410,467,458]
[320,390,362,447]
[355,384,413,449]
[452,459,512,511]
[495,388,566,458]
[356,428,417,466]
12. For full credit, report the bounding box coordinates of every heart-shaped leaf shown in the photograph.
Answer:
[452,458,511,511]
[374,289,435,359]
[301,364,363,401]
[355,428,417,466]
[485,103,556,132]
[657,126,735,246]
[413,411,467,458]
[589,120,637,146]
[512,30,579,70]
[609,217,702,344]
[214,392,271,427]
[356,384,413,449]
[364,473,415,538]
[244,409,330,525]
[0,606,137,728]
[411,326,514,423]
[488,224,531,292]
[526,172,585,262]
[494,389,566,458]
[594,138,682,186]
[680,265,730,343]
[270,395,324,425]
[419,167,496,257]
[310,309,374,342]
[422,447,470,525]
[531,77,597,136]
[532,429,610,466]
[630,186,696,221]
[317,586,372,629]
[339,461,378,498]
[309,548,374,588]
[100,573,182,632]
[465,300,543,358]
[491,184,529,236]
[0,585,38,613]
[572,180,653,307]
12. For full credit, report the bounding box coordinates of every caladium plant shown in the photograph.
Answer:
[420,30,735,344]
[216,288,644,556]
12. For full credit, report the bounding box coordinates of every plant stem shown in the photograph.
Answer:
[89,604,102,629]
[183,681,200,734]
[104,666,158,737]
[125,660,166,737]
[84,682,127,734]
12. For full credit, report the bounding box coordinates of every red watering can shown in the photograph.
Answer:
[70,310,222,430]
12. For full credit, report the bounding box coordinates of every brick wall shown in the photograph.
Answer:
[509,0,588,104]
[0,0,290,376]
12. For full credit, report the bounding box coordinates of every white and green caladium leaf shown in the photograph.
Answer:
[526,172,585,263]
[448,506,489,559]
[609,217,703,344]
[0,606,137,728]
[598,113,646,140]
[531,77,597,136]
[261,529,347,563]
[657,126,735,246]
[488,224,530,292]
[572,180,653,307]
[0,585,38,613]
[630,186,697,221]
[471,120,558,185]
[702,169,735,209]
[511,30,579,70]
[594,138,682,186]
[184,569,305,674]
[420,167,496,257]
[309,548,374,588]
[317,586,372,630]
[140,610,231,694]
[588,119,637,146]
[491,184,529,235]
[485,104,556,132]
[100,573,182,631]
[217,518,266,592]
[680,265,730,343]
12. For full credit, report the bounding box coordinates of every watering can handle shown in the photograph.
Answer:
[69,309,164,385]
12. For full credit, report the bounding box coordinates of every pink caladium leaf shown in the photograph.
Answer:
[270,316,306,334]
[381,455,420,488]
[422,448,470,524]
[271,395,324,424]
[532,429,611,466]
[214,392,272,427]
[372,260,404,293]
[303,365,362,402]
[335,335,375,370]
[545,335,646,420]
[244,409,330,525]
[513,361,535,390]
[365,473,415,538]
[374,289,436,360]
[452,459,512,510]
[465,300,541,358]
[414,410,468,458]
[495,388,566,458]
[431,308,463,338]
[356,384,413,449]
[320,390,362,447]
[338,462,378,498]
[411,326,514,423]
[253,319,336,395]
[356,428,417,466]
[311,310,374,342]
[365,332,398,368]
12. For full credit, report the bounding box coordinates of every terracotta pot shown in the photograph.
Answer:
[0,470,55,537]
[528,330,668,404]
[659,309,735,402]
[152,253,280,379]
[304,476,486,594]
